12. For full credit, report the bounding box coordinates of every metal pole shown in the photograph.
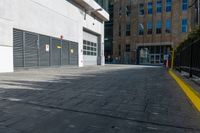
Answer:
[189,44,193,78]
[179,51,182,73]
[171,48,175,70]
[60,39,63,66]
[198,0,200,25]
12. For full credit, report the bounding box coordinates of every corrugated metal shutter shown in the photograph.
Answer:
[62,40,69,65]
[13,29,79,69]
[39,35,50,66]
[51,38,61,66]
[24,32,38,67]
[69,42,78,65]
[13,29,24,67]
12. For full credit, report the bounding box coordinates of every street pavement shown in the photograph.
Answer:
[0,65,200,133]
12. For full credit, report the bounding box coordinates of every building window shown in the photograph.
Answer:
[182,0,188,11]
[166,0,172,12]
[156,0,162,13]
[148,2,153,14]
[126,5,131,16]
[126,24,131,36]
[166,19,171,33]
[119,6,122,16]
[147,21,153,34]
[139,3,144,15]
[119,45,121,56]
[156,20,162,34]
[182,19,188,32]
[119,25,121,36]
[126,44,130,52]
[83,40,97,56]
[138,24,144,35]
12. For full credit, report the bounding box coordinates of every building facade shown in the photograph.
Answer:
[113,0,195,65]
[0,0,109,73]
[95,0,114,63]
[95,0,109,11]
[191,0,200,27]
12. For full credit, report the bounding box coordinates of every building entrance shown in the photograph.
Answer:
[150,54,161,64]
[138,45,171,65]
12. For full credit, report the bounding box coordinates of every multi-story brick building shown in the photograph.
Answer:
[113,0,196,65]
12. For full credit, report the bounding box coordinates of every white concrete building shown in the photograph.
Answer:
[0,0,109,73]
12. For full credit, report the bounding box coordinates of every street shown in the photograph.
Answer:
[0,65,200,133]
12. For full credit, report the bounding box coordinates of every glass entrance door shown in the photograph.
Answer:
[150,54,161,64]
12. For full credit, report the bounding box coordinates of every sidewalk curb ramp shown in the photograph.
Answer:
[169,70,200,112]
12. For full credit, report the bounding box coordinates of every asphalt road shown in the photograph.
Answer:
[0,65,200,133]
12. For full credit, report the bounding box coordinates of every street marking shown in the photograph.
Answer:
[169,70,200,112]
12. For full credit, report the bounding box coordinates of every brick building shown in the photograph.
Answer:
[113,0,196,65]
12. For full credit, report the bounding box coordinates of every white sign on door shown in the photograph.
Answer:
[45,44,49,52]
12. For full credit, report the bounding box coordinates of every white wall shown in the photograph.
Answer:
[0,46,13,73]
[0,0,106,72]
[0,1,14,72]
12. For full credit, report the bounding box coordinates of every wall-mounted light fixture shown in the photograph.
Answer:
[84,8,103,20]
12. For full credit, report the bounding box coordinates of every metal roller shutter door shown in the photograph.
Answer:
[83,31,98,65]
[13,29,24,67]
[69,42,78,65]
[62,40,69,65]
[39,35,50,66]
[24,32,38,67]
[51,38,61,66]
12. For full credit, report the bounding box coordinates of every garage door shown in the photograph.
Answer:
[13,29,78,68]
[83,31,98,66]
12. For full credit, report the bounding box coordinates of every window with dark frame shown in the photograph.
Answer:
[165,19,171,33]
[166,0,172,12]
[182,0,188,11]
[126,44,131,52]
[119,45,121,56]
[126,24,131,36]
[182,19,188,32]
[119,24,121,36]
[83,40,97,56]
[156,20,162,34]
[139,24,144,35]
[148,2,153,14]
[139,3,144,15]
[147,21,153,34]
[126,5,131,16]
[156,0,162,13]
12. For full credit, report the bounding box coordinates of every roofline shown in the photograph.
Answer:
[74,0,109,21]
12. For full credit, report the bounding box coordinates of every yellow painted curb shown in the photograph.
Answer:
[169,70,200,112]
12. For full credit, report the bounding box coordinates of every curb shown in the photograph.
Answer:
[169,70,200,112]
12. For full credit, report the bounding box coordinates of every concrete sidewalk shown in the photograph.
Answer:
[0,65,200,133]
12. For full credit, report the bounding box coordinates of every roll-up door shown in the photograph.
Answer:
[13,29,24,67]
[83,31,98,65]
[51,38,61,66]
[13,29,78,69]
[69,42,78,65]
[62,40,69,65]
[39,35,50,66]
[24,32,38,67]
